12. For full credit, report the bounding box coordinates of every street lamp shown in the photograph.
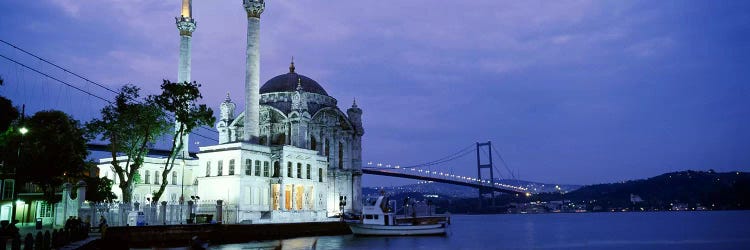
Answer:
[339,195,347,220]
[18,127,28,135]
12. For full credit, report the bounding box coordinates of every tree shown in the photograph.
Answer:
[151,80,215,202]
[85,176,117,203]
[0,76,20,134]
[86,85,170,203]
[5,110,90,204]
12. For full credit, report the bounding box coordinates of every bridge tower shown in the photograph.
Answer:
[476,141,495,208]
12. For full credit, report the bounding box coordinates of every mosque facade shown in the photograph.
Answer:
[97,0,363,223]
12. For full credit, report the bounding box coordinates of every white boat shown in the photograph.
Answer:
[347,195,449,236]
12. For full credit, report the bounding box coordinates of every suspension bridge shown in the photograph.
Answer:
[361,141,531,200]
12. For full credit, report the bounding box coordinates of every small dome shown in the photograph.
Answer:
[260,72,329,96]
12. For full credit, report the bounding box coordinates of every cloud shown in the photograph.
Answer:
[49,0,81,17]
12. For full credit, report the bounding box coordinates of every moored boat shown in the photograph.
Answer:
[347,195,449,236]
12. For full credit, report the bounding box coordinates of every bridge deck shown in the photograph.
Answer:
[362,168,528,195]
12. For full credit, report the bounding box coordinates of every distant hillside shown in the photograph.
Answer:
[533,170,750,210]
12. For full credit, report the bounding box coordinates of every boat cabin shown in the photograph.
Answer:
[361,196,396,225]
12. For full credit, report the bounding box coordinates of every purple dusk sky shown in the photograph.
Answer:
[0,1,748,186]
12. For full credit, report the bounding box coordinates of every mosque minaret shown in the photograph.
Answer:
[175,0,197,156]
[242,0,265,142]
[98,0,364,223]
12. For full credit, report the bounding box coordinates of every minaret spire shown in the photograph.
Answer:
[175,0,197,156]
[181,0,192,18]
[242,0,265,143]
[289,56,295,73]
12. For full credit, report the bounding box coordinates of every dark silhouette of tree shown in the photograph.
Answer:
[86,85,170,203]
[151,80,215,202]
[0,76,20,134]
[8,110,89,204]
[85,176,117,203]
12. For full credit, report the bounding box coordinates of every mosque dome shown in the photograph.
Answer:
[260,61,329,96]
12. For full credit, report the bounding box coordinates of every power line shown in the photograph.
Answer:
[0,53,112,103]
[0,39,219,135]
[0,52,219,142]
[0,39,120,96]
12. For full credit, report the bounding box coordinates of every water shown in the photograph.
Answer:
[211,211,750,249]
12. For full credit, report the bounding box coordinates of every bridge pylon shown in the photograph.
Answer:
[476,141,495,208]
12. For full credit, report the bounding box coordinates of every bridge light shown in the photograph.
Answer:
[525,193,531,197]
[367,162,372,165]
[377,163,382,167]
[395,165,400,169]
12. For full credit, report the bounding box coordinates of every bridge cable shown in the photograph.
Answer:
[398,148,475,170]
[398,143,476,169]
[479,146,506,180]
[491,144,523,188]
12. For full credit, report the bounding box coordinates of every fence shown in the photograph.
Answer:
[80,200,236,227]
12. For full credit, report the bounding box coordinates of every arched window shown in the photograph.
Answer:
[306,164,311,179]
[154,171,160,185]
[144,170,150,184]
[172,172,178,185]
[310,136,317,151]
[338,142,344,169]
[255,160,261,176]
[273,161,280,177]
[245,159,252,175]
[297,163,302,178]
[218,160,224,176]
[318,168,323,182]
[205,161,211,177]
[287,162,292,178]
[229,159,235,175]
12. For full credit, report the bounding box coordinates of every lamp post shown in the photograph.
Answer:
[10,105,27,223]
[338,195,347,221]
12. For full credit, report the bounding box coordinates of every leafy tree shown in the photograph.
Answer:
[86,85,170,203]
[85,176,117,203]
[5,110,90,204]
[151,80,215,202]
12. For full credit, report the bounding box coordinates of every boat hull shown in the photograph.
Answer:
[348,222,447,236]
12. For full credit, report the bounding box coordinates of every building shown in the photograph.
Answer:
[97,0,364,223]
